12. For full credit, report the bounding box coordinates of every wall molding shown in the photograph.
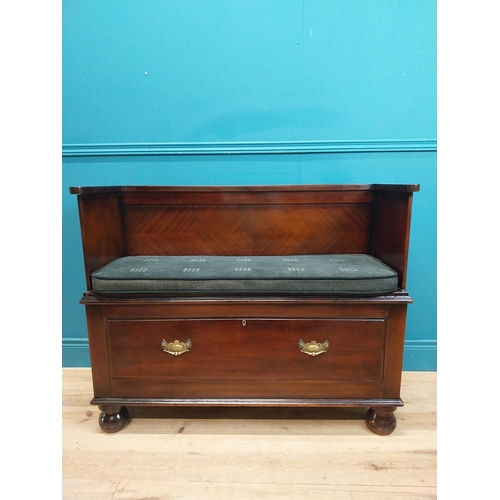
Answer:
[62,338,437,349]
[404,339,437,351]
[62,338,437,370]
[62,338,90,368]
[63,338,89,349]
[403,340,437,371]
[62,139,437,157]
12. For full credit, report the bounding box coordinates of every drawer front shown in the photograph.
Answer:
[106,318,387,398]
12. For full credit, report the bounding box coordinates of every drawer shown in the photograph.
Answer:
[105,318,387,398]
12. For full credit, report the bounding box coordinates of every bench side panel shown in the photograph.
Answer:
[76,192,126,289]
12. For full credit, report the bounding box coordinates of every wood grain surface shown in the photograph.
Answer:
[62,368,436,500]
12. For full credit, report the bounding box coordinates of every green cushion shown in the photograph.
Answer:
[91,254,398,296]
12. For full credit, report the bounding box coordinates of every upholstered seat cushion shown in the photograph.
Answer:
[91,254,398,296]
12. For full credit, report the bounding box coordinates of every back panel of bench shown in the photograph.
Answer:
[121,189,374,257]
[71,185,418,291]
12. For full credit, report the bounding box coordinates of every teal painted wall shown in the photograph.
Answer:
[62,0,436,369]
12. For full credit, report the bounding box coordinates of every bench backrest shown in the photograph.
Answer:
[70,184,419,291]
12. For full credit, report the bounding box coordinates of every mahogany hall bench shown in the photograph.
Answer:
[70,184,419,434]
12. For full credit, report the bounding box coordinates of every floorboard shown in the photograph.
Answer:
[62,369,436,500]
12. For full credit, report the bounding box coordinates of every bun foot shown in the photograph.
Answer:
[366,406,397,435]
[98,405,130,433]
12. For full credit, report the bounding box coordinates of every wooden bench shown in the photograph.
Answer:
[70,184,419,434]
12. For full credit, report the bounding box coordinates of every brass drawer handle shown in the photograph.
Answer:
[161,339,192,356]
[298,339,329,356]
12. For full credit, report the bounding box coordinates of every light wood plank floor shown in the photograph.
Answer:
[62,369,436,500]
